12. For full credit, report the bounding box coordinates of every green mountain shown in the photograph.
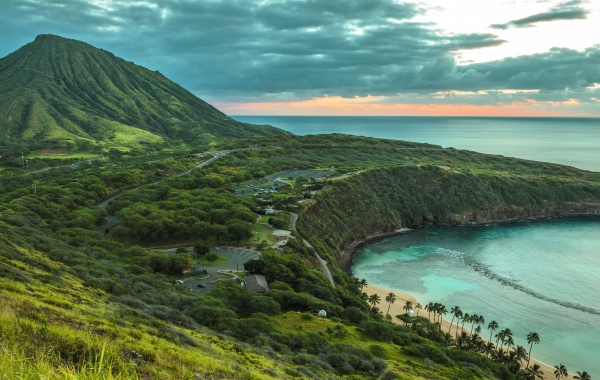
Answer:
[0,34,285,151]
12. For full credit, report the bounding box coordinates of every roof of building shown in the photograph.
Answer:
[244,275,269,293]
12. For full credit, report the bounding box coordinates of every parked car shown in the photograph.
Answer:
[196,284,206,288]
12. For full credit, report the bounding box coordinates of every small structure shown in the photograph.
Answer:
[318,310,327,318]
[244,275,269,293]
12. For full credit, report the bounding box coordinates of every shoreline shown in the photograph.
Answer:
[364,284,574,379]
[339,212,600,270]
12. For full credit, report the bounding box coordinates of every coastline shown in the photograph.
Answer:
[339,211,600,270]
[364,284,574,379]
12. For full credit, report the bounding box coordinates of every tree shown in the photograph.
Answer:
[403,300,413,316]
[525,363,545,380]
[227,219,253,243]
[425,302,433,320]
[438,304,447,326]
[574,371,591,380]
[470,313,478,335]
[461,313,470,334]
[526,332,540,369]
[168,253,193,274]
[554,364,568,380]
[385,292,396,316]
[194,243,210,257]
[244,258,265,273]
[368,293,381,310]
[514,345,528,366]
[415,303,422,317]
[488,320,498,343]
[358,278,368,292]
[449,306,461,334]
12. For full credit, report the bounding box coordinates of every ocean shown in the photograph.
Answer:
[233,116,600,375]
[352,217,600,376]
[232,116,600,172]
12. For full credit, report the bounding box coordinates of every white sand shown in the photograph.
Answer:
[364,284,572,379]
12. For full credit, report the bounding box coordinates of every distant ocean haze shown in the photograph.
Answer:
[233,116,600,172]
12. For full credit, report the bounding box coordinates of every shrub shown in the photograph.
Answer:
[206,253,219,262]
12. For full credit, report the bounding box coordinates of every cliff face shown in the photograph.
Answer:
[446,202,600,224]
[298,165,600,271]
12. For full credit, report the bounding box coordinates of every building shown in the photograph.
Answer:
[244,275,269,293]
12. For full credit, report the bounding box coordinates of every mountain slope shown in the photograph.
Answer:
[0,34,285,150]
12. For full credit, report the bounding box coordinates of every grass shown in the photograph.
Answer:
[0,247,285,379]
[31,152,101,159]
[196,255,228,266]
[250,222,278,244]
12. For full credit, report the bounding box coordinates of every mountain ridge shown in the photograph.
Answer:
[0,34,285,151]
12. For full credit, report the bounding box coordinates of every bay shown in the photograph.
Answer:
[233,116,600,172]
[352,216,600,376]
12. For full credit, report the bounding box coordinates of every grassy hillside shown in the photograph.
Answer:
[0,34,286,152]
[1,134,599,379]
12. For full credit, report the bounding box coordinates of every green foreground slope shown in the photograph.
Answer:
[1,134,599,379]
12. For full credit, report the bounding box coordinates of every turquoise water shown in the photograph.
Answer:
[352,217,600,376]
[233,116,600,171]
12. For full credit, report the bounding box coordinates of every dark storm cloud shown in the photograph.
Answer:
[458,46,600,91]
[0,0,596,107]
[491,0,589,29]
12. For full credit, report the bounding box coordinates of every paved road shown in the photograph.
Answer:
[302,239,336,288]
[96,215,119,233]
[290,212,299,230]
[165,246,259,294]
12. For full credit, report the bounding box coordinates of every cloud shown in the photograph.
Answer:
[491,0,589,29]
[0,0,598,115]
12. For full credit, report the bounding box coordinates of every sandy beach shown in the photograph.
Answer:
[364,284,572,379]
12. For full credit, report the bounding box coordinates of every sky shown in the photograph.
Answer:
[1,0,600,116]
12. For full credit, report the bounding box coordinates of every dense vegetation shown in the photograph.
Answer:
[1,131,599,378]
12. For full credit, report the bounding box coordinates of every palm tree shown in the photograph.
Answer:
[415,303,422,317]
[454,309,463,338]
[526,332,540,369]
[505,335,514,352]
[554,363,568,380]
[475,315,485,334]
[484,342,495,358]
[470,314,478,335]
[514,345,529,366]
[461,313,470,334]
[368,293,381,310]
[495,330,505,347]
[425,302,433,320]
[487,320,498,343]
[574,371,591,380]
[385,292,396,315]
[403,300,413,316]
[500,328,512,351]
[358,278,368,292]
[431,302,439,323]
[449,306,461,334]
[438,304,447,326]
[525,363,544,380]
